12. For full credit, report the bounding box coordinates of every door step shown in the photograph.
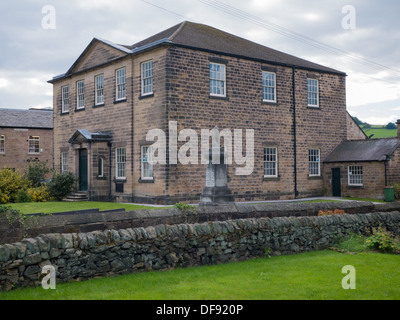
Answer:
[64,192,89,202]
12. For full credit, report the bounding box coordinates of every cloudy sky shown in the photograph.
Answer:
[0,0,399,124]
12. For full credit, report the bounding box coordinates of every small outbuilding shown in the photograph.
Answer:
[323,129,400,200]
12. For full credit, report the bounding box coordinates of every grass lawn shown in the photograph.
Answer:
[343,197,385,203]
[0,250,398,300]
[8,201,170,215]
[361,125,397,139]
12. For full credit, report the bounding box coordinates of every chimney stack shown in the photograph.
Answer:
[397,120,400,139]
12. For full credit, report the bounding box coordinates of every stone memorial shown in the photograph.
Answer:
[199,126,234,206]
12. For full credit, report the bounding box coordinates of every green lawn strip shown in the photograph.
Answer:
[361,127,397,139]
[1,250,399,300]
[8,201,170,215]
[343,197,385,203]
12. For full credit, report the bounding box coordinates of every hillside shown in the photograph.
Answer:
[352,117,398,139]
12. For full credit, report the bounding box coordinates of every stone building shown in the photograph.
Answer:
[49,21,365,203]
[324,125,400,200]
[0,108,53,173]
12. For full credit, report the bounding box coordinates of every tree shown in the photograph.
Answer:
[386,122,397,130]
[352,116,364,126]
[25,160,53,187]
[47,171,76,200]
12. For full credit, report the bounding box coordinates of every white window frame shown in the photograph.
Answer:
[307,78,319,108]
[115,148,126,179]
[61,85,70,113]
[141,60,153,96]
[115,67,126,101]
[309,149,321,176]
[28,136,40,154]
[61,152,69,173]
[264,147,278,178]
[141,145,154,180]
[348,166,363,186]
[76,80,85,109]
[262,71,277,103]
[95,74,104,105]
[209,63,226,97]
[0,135,5,153]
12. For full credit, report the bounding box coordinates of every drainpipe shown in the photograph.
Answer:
[108,142,112,202]
[384,159,388,186]
[292,66,299,198]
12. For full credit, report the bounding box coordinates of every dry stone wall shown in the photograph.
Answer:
[1,211,399,291]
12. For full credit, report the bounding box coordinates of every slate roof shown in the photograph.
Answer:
[127,21,345,75]
[0,108,53,129]
[68,129,112,144]
[324,138,400,163]
[51,21,345,81]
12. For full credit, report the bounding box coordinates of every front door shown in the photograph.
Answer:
[332,168,341,197]
[78,149,88,191]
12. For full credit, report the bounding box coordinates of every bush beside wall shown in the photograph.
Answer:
[1,211,399,291]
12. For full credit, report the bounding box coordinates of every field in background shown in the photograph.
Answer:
[361,125,397,139]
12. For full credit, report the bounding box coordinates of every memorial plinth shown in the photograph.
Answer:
[199,145,234,206]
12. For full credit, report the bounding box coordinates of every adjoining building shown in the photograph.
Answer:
[324,126,400,200]
[0,108,53,172]
[49,21,391,204]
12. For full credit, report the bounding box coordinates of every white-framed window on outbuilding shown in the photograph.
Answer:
[116,148,126,179]
[348,166,363,186]
[115,67,126,101]
[209,63,226,97]
[264,147,278,178]
[28,136,40,154]
[141,60,153,96]
[141,145,154,180]
[309,149,321,176]
[262,71,276,103]
[307,78,319,107]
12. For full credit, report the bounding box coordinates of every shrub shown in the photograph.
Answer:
[334,233,368,253]
[174,202,198,223]
[393,183,400,200]
[0,205,38,239]
[25,160,53,187]
[47,171,76,200]
[0,192,10,205]
[318,209,347,216]
[27,185,53,202]
[16,189,31,203]
[0,168,30,203]
[365,227,400,254]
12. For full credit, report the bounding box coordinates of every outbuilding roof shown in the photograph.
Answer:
[324,138,400,163]
[0,108,53,129]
